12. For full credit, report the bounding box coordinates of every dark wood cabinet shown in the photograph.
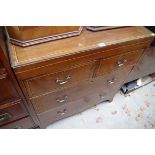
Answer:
[0,28,36,128]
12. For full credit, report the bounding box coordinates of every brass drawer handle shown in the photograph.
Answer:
[56,95,68,103]
[0,113,12,122]
[117,59,127,67]
[57,109,67,116]
[108,78,116,85]
[55,75,71,85]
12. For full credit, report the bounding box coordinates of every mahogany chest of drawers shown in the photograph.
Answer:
[7,27,154,128]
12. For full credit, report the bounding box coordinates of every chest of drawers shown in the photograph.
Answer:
[8,27,154,128]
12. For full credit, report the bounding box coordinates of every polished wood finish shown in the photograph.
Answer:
[6,26,81,41]
[7,27,154,128]
[6,26,82,47]
[126,46,155,82]
[86,26,126,31]
[9,27,153,68]
[0,117,35,129]
[25,61,96,97]
[31,67,132,115]
[0,27,37,129]
[0,72,18,103]
[0,99,27,127]
[95,50,143,77]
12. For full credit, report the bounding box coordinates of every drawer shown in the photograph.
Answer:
[25,61,96,97]
[37,89,110,128]
[96,50,143,77]
[31,66,132,114]
[37,82,121,128]
[0,100,27,126]
[0,73,18,103]
[31,80,102,114]
[37,74,129,128]
[0,117,35,129]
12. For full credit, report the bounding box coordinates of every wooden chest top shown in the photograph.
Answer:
[8,27,154,69]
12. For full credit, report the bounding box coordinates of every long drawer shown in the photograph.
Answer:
[24,49,141,98]
[37,90,109,128]
[31,66,132,115]
[96,49,143,77]
[25,61,96,97]
[38,84,120,128]
[0,99,27,126]
[0,117,35,129]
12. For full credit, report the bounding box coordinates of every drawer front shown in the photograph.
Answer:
[96,50,143,77]
[31,66,132,114]
[31,80,103,114]
[38,90,109,127]
[0,100,27,126]
[0,117,35,129]
[38,83,120,128]
[0,73,18,103]
[25,61,96,97]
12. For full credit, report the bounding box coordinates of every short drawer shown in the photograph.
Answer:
[96,50,143,77]
[0,117,35,129]
[31,66,132,114]
[25,61,96,97]
[0,100,27,126]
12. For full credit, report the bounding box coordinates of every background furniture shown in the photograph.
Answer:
[6,26,83,47]
[0,28,37,129]
[7,27,154,128]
